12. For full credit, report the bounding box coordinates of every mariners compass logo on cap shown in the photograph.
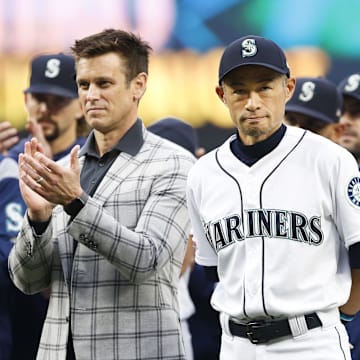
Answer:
[241,39,257,58]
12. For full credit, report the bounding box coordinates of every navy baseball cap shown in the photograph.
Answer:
[286,77,343,123]
[337,73,360,101]
[218,35,290,83]
[24,53,78,98]
[148,117,199,155]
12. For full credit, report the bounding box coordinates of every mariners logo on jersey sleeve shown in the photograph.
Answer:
[347,176,360,208]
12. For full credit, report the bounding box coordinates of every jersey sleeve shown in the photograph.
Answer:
[0,177,26,242]
[186,172,218,267]
[333,149,360,248]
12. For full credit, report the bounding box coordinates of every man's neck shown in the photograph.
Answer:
[94,119,137,157]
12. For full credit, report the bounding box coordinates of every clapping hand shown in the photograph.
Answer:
[19,138,82,222]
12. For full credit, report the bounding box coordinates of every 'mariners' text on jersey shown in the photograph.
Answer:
[204,209,323,252]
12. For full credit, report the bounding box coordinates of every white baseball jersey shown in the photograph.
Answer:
[186,126,360,321]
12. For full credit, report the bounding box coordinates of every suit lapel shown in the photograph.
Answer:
[92,139,151,204]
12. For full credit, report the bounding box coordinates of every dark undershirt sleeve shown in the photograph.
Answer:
[349,243,360,269]
[28,216,51,236]
[204,265,219,282]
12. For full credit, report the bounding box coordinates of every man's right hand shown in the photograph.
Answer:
[0,121,20,155]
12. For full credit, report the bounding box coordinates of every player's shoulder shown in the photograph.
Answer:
[7,137,27,160]
[287,125,336,151]
[286,125,356,163]
[0,156,19,180]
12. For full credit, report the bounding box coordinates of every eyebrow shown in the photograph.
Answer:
[77,75,113,83]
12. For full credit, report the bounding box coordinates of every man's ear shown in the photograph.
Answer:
[285,77,296,103]
[332,123,345,143]
[132,72,148,101]
[216,85,226,104]
[24,92,30,105]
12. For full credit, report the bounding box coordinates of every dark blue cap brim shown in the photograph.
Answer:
[285,104,338,124]
[342,92,360,101]
[24,84,78,99]
[220,62,290,83]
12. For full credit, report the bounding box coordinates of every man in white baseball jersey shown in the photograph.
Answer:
[186,35,360,359]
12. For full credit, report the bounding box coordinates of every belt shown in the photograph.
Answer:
[229,312,322,344]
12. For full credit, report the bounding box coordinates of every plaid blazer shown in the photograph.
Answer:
[9,128,195,360]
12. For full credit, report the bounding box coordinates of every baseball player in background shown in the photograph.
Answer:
[285,76,344,142]
[338,73,360,169]
[3,53,88,161]
[0,52,88,360]
[186,35,360,359]
[284,75,358,356]
[0,154,25,359]
[337,73,360,360]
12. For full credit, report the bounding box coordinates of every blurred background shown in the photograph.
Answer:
[0,0,359,150]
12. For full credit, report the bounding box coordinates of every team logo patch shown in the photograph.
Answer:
[241,38,257,58]
[347,176,360,207]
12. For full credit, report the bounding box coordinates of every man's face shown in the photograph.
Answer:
[339,96,360,162]
[76,52,146,136]
[216,65,295,145]
[24,93,80,141]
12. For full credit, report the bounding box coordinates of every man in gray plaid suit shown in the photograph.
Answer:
[9,29,195,360]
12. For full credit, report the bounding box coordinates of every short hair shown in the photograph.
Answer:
[71,29,152,84]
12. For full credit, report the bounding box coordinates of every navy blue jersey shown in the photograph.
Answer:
[0,239,14,359]
[347,315,360,360]
[0,155,25,243]
[0,154,49,359]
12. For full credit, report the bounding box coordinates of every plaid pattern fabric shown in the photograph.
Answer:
[9,129,195,360]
